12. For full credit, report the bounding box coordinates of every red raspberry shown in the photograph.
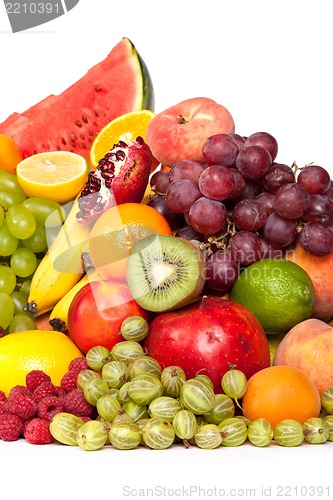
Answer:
[0,390,6,402]
[6,392,38,421]
[37,396,65,422]
[61,370,79,393]
[0,401,7,415]
[24,418,53,445]
[8,385,32,398]
[54,386,66,399]
[68,357,88,372]
[63,389,93,417]
[33,382,59,403]
[0,413,23,441]
[26,370,51,392]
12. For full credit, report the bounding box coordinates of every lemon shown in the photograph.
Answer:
[0,329,83,396]
[16,151,89,204]
[90,109,156,167]
[230,259,315,334]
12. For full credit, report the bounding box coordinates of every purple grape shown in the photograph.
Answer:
[262,212,298,247]
[302,194,333,226]
[198,165,234,201]
[228,230,262,265]
[255,192,275,215]
[147,196,181,230]
[262,163,295,193]
[165,179,201,214]
[175,225,205,242]
[273,183,311,219]
[227,169,246,200]
[169,160,207,185]
[324,181,333,200]
[188,197,228,235]
[244,131,278,161]
[236,179,263,201]
[202,134,240,167]
[236,145,272,180]
[150,170,171,195]
[297,165,331,195]
[232,199,267,231]
[205,250,240,292]
[259,237,284,259]
[298,221,333,257]
[229,133,246,149]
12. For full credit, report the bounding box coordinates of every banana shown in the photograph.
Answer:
[25,196,93,316]
[49,269,102,332]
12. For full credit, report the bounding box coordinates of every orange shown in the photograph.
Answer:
[0,329,83,396]
[89,202,173,282]
[0,134,23,174]
[242,365,321,428]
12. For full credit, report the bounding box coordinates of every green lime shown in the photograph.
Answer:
[230,259,315,334]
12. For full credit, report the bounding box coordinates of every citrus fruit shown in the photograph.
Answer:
[0,329,83,396]
[0,134,23,174]
[16,151,89,204]
[90,110,156,168]
[230,258,315,334]
[89,202,173,282]
[242,365,321,428]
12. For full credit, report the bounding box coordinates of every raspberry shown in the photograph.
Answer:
[26,370,51,392]
[24,418,53,445]
[37,396,65,422]
[0,401,7,415]
[8,385,32,398]
[61,370,79,393]
[63,389,93,417]
[0,413,23,441]
[68,357,88,372]
[54,386,66,399]
[33,382,59,403]
[0,390,6,402]
[7,392,38,421]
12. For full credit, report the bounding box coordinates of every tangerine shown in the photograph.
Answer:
[242,365,321,428]
[88,202,173,282]
[0,134,23,174]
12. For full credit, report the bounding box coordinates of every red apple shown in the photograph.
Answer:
[143,296,270,393]
[67,279,149,353]
[146,97,235,167]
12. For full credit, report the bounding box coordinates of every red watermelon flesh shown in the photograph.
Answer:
[0,37,154,160]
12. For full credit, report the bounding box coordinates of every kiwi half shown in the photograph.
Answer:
[126,234,206,312]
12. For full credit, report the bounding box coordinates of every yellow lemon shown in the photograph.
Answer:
[0,329,83,396]
[16,151,89,204]
[90,109,156,168]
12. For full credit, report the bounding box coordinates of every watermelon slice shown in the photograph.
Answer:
[0,38,154,160]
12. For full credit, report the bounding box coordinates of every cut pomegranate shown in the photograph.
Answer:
[76,137,152,223]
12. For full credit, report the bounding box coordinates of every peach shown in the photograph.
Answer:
[286,242,333,321]
[273,318,333,394]
[146,97,235,167]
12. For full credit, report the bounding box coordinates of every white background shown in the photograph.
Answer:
[0,1,333,499]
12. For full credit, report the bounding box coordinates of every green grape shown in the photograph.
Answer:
[323,415,333,441]
[161,365,186,397]
[0,190,27,209]
[122,400,149,422]
[96,394,121,422]
[194,424,222,449]
[111,340,144,363]
[273,419,305,447]
[117,381,132,404]
[86,345,112,371]
[8,313,37,333]
[320,387,333,415]
[221,369,248,407]
[141,417,175,450]
[127,355,162,379]
[148,396,183,422]
[120,315,149,342]
[109,421,142,450]
[0,206,4,226]
[83,377,109,405]
[247,418,274,447]
[204,393,235,425]
[303,417,330,444]
[0,224,19,256]
[49,412,85,446]
[0,264,17,295]
[76,420,108,451]
[22,223,47,253]
[180,377,215,415]
[6,205,36,240]
[19,279,31,296]
[22,197,66,227]
[76,369,101,390]
[10,290,29,314]
[101,360,129,389]
[10,247,37,278]
[0,169,27,197]
[128,374,163,405]
[172,409,198,447]
[218,417,248,447]
[0,292,15,329]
